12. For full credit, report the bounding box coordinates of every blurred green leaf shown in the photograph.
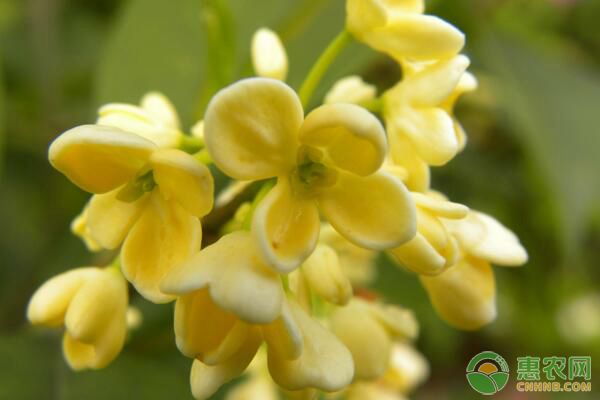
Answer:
[95,0,205,127]
[0,50,4,176]
[477,30,600,255]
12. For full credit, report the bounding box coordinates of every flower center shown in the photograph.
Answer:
[291,146,338,195]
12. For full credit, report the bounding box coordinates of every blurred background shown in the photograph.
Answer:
[1,0,599,398]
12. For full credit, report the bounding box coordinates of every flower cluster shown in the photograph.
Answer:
[28,1,527,399]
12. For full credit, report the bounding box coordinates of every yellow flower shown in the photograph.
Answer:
[420,210,528,329]
[70,204,102,252]
[330,298,418,381]
[385,55,471,168]
[251,28,288,81]
[324,75,377,105]
[27,267,128,370]
[161,232,355,396]
[204,77,416,272]
[389,191,468,275]
[345,0,464,62]
[97,92,183,148]
[49,125,214,303]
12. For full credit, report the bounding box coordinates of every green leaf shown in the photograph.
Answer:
[0,49,4,177]
[95,0,206,127]
[477,30,600,254]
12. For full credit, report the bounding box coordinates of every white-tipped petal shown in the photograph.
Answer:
[251,28,288,80]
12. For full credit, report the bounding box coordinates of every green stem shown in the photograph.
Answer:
[298,29,352,108]
[194,148,213,165]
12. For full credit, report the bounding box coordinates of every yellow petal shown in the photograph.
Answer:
[251,28,288,80]
[302,244,352,306]
[331,300,391,380]
[70,205,102,252]
[87,190,147,249]
[387,129,430,192]
[319,223,378,286]
[48,125,156,193]
[151,149,214,217]
[363,14,464,61]
[389,233,446,275]
[318,171,416,250]
[98,96,181,148]
[65,268,128,344]
[299,103,386,176]
[445,211,528,266]
[190,328,262,400]
[412,192,469,219]
[162,231,284,324]
[389,108,457,166]
[368,303,419,340]
[268,301,354,391]
[252,178,320,273]
[420,256,496,330]
[262,299,304,360]
[141,91,181,129]
[174,289,239,360]
[346,0,387,36]
[27,267,98,327]
[204,78,302,180]
[324,76,377,105]
[346,383,403,400]
[121,191,201,303]
[400,55,470,107]
[226,375,279,400]
[385,343,429,393]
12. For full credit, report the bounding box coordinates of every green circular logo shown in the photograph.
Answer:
[466,351,510,395]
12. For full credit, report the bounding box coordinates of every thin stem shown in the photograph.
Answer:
[298,29,352,108]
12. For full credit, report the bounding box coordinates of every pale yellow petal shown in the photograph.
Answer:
[401,55,470,107]
[299,103,386,176]
[151,148,214,217]
[387,129,430,192]
[369,303,419,340]
[420,257,496,330]
[190,328,262,400]
[364,14,464,61]
[412,192,469,219]
[331,300,391,380]
[385,343,429,393]
[162,231,283,324]
[262,299,304,360]
[62,332,96,370]
[389,108,457,166]
[48,125,156,193]
[346,0,387,35]
[204,78,302,180]
[70,205,102,252]
[65,268,128,344]
[121,191,201,303]
[302,244,352,305]
[27,267,98,327]
[174,289,239,360]
[141,91,181,129]
[251,28,288,80]
[468,212,528,266]
[318,171,416,250]
[87,190,147,249]
[324,76,377,105]
[388,233,446,275]
[252,178,320,273]
[268,301,354,391]
[225,375,279,400]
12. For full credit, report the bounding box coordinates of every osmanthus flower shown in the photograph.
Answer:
[384,55,471,168]
[160,231,355,399]
[420,210,528,330]
[95,92,185,148]
[388,191,469,276]
[49,123,214,303]
[251,27,288,81]
[330,298,418,380]
[27,267,127,370]
[324,76,377,106]
[203,77,416,272]
[345,0,465,62]
[342,343,429,400]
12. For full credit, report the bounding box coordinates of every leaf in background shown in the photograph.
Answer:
[477,30,600,255]
[0,50,4,176]
[95,0,205,127]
